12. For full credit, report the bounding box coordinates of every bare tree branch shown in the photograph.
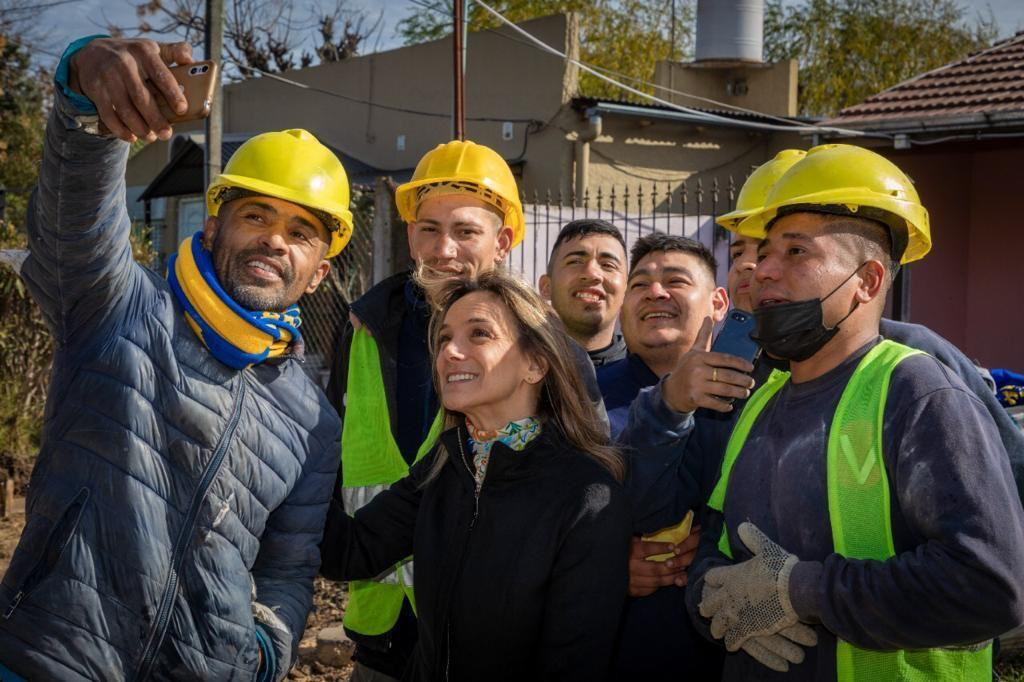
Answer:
[111,0,381,80]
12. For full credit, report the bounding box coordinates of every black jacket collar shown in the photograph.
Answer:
[437,422,572,486]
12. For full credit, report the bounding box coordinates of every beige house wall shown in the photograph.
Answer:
[220,14,577,181]
[652,59,798,118]
[126,12,808,230]
[565,113,805,210]
[126,14,581,199]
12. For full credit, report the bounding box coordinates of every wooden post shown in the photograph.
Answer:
[204,0,225,188]
[453,0,466,140]
[1,478,12,518]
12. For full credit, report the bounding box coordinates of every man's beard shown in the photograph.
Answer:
[212,233,298,312]
[563,308,604,340]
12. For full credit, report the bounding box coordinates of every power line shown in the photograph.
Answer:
[224,58,545,124]
[469,0,886,139]
[409,0,860,133]
[405,0,838,131]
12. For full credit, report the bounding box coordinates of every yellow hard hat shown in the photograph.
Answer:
[716,149,806,232]
[395,140,526,248]
[737,144,931,264]
[206,129,354,258]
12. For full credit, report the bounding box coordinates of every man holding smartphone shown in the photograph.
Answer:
[0,37,348,680]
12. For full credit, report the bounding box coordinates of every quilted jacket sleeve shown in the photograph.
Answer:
[251,417,341,681]
[20,92,144,350]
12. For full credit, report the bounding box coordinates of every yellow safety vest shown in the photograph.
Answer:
[708,340,992,681]
[340,327,443,636]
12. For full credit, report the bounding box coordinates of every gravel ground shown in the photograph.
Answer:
[289,577,353,681]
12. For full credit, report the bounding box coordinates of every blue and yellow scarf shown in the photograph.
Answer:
[167,232,302,369]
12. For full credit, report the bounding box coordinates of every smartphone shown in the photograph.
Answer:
[155,60,219,123]
[98,60,219,133]
[712,309,761,366]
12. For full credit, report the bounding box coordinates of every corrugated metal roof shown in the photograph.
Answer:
[830,31,1024,125]
[571,96,817,127]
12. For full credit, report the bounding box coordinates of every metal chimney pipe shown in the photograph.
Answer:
[695,0,764,63]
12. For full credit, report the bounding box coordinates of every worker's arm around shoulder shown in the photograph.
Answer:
[22,37,192,347]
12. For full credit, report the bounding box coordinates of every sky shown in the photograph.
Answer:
[21,0,1024,69]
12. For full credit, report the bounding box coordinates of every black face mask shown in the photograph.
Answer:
[751,265,864,363]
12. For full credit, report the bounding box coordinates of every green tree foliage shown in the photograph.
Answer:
[397,0,696,98]
[764,0,998,117]
[0,221,51,483]
[0,32,49,482]
[0,33,157,483]
[0,34,46,229]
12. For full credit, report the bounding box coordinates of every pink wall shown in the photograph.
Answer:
[888,148,972,352]
[964,148,1024,368]
[888,143,1024,369]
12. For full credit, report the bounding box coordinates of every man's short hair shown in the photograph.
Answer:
[818,214,898,288]
[546,219,626,273]
[629,232,717,281]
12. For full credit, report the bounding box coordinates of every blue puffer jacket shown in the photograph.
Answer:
[0,96,341,680]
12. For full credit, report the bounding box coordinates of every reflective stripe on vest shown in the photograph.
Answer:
[709,341,992,681]
[340,326,444,636]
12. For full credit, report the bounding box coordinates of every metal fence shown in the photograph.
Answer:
[299,189,375,384]
[297,176,739,385]
[508,178,737,288]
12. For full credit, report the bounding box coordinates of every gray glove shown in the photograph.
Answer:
[699,521,800,651]
[740,624,818,672]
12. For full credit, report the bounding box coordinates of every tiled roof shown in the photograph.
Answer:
[830,31,1024,125]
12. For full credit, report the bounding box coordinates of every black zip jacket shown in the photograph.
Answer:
[324,272,609,675]
[320,425,631,682]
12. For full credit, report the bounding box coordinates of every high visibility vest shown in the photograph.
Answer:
[340,327,444,636]
[708,340,992,681]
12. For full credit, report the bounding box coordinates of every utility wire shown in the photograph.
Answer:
[399,0,824,131]
[469,0,886,139]
[224,58,543,124]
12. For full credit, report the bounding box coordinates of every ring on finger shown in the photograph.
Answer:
[712,367,718,383]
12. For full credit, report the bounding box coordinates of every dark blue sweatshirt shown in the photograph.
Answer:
[620,321,1024,680]
[598,354,659,439]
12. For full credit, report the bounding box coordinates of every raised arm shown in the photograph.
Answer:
[22,38,192,346]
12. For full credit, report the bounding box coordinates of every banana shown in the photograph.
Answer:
[640,510,694,562]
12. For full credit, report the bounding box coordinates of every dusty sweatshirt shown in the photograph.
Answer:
[684,338,1024,681]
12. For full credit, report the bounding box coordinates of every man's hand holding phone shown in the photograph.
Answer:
[69,38,194,143]
[662,316,756,414]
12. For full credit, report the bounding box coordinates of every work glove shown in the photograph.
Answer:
[739,625,818,672]
[699,522,802,651]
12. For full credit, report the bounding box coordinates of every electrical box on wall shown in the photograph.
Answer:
[397,134,406,151]
[502,122,514,141]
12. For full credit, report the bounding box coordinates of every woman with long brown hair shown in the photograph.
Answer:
[321,269,630,681]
